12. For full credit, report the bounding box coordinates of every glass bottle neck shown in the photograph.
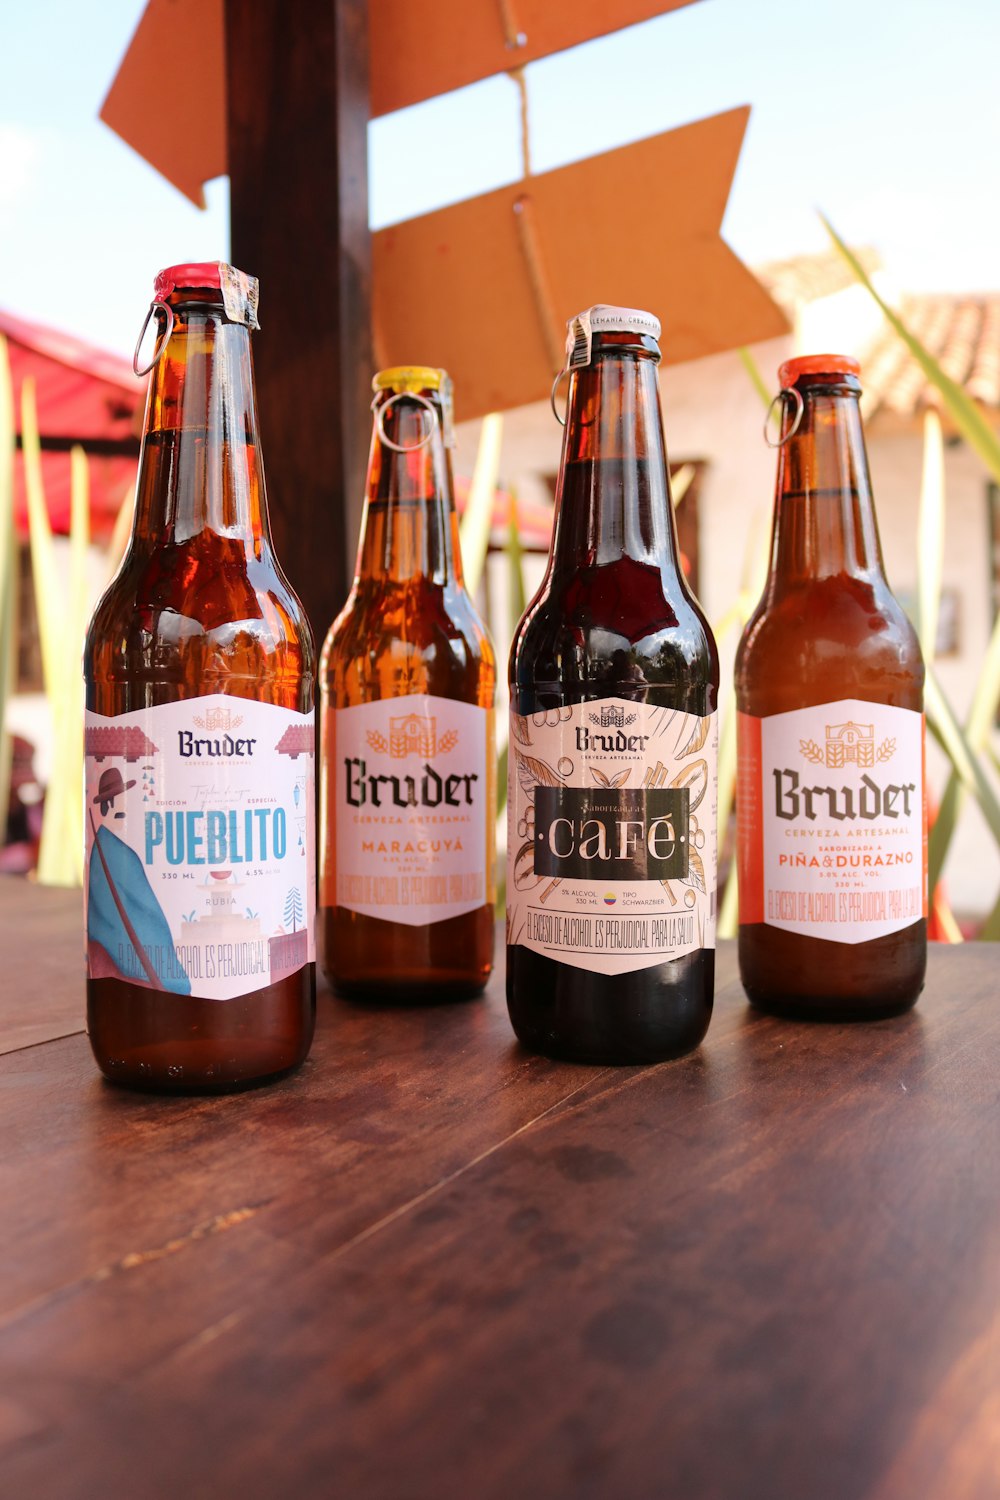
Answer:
[549,349,679,573]
[768,384,885,588]
[355,394,462,587]
[134,307,269,545]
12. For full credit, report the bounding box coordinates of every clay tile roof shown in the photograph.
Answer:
[756,247,883,313]
[275,725,315,758]
[862,294,1000,420]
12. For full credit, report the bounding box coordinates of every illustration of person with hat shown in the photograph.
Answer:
[93,767,135,818]
[86,760,190,995]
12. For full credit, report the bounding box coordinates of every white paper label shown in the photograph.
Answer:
[326,694,490,926]
[84,696,315,1001]
[738,699,926,942]
[507,700,717,975]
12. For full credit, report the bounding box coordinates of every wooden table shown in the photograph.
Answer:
[0,877,997,1500]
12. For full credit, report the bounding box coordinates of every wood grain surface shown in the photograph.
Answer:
[0,884,997,1500]
[0,878,84,1053]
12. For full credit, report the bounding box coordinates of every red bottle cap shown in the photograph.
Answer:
[151,262,260,330]
[153,262,226,299]
[779,354,861,388]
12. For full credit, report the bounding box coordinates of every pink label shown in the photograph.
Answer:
[331,694,491,926]
[507,700,717,975]
[745,698,925,942]
[84,696,315,1001]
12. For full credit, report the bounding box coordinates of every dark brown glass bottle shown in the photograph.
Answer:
[84,262,316,1091]
[507,306,719,1064]
[735,354,926,1019]
[319,366,496,1000]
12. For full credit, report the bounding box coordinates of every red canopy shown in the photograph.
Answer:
[1,309,143,541]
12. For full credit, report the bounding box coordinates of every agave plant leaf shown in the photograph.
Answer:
[0,337,15,836]
[716,686,738,866]
[738,346,772,411]
[926,608,1000,893]
[671,462,695,509]
[22,383,89,886]
[718,856,739,940]
[496,742,508,820]
[916,410,945,662]
[506,484,528,628]
[823,214,1000,485]
[21,379,61,695]
[459,412,503,598]
[926,669,1000,892]
[979,888,1000,942]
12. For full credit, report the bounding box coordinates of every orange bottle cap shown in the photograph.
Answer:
[779,354,861,388]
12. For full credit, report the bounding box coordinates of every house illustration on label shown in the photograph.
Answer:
[390,713,437,757]
[824,721,875,769]
[275,724,315,758]
[589,705,636,730]
[193,706,243,731]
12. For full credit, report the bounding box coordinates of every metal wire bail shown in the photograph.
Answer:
[133,301,174,378]
[375,391,438,452]
[764,386,804,448]
[550,367,571,427]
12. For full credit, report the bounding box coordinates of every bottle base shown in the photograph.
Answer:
[326,972,488,1006]
[93,1052,310,1095]
[506,944,714,1066]
[743,990,920,1024]
[738,920,926,1023]
[87,967,316,1094]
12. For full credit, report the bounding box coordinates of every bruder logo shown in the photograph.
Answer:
[178,707,257,759]
[774,719,915,822]
[346,711,478,809]
[801,720,894,769]
[366,713,458,758]
[575,705,650,755]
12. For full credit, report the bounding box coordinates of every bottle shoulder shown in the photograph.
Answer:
[511,561,718,713]
[320,578,496,708]
[85,539,316,681]
[735,574,924,713]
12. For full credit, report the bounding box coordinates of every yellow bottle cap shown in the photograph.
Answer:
[372,365,446,394]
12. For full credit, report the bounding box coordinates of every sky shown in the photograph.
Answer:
[1,0,999,357]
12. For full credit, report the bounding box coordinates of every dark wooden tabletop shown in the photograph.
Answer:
[0,875,997,1500]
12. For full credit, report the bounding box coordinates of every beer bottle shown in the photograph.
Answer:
[507,305,719,1064]
[735,354,926,1018]
[319,367,496,999]
[84,263,317,1091]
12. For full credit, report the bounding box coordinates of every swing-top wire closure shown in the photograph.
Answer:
[764,386,804,448]
[133,301,175,378]
[375,391,439,452]
[550,366,573,427]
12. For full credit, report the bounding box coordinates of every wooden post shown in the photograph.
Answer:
[225,0,372,644]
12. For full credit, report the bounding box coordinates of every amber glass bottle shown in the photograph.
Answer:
[507,306,719,1064]
[84,262,316,1092]
[735,354,926,1019]
[320,367,496,1000]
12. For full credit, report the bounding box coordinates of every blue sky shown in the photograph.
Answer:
[2,0,999,356]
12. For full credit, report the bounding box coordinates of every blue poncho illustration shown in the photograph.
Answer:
[87,824,191,995]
